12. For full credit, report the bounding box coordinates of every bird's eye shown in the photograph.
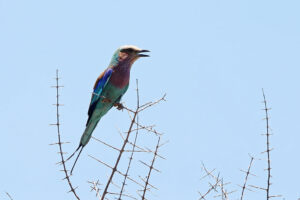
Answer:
[120,48,134,53]
[127,48,134,53]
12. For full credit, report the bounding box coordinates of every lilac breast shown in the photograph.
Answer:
[110,62,131,88]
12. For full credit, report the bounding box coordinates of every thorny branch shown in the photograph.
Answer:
[239,155,254,200]
[89,155,145,188]
[141,137,161,200]
[261,89,282,199]
[89,180,102,199]
[198,177,220,200]
[5,192,13,200]
[89,80,166,200]
[118,80,141,200]
[201,164,228,200]
[99,95,139,200]
[198,89,284,200]
[262,89,271,200]
[138,94,166,112]
[52,70,165,200]
[200,163,237,200]
[51,69,80,200]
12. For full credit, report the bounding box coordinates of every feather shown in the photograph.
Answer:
[87,68,113,125]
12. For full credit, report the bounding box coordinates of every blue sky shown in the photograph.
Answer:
[1,0,300,199]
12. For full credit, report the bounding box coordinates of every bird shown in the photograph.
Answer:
[67,45,150,174]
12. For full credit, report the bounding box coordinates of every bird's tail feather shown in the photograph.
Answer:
[66,144,82,162]
[70,146,84,175]
[80,120,99,146]
[65,144,84,175]
[65,121,98,175]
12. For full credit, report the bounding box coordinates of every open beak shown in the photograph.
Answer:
[137,49,150,57]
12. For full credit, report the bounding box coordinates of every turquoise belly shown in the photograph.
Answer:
[93,82,128,118]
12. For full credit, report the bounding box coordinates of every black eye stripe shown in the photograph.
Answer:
[121,48,135,53]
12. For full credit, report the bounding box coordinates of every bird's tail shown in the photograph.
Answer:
[65,120,99,175]
[66,144,82,162]
[80,119,99,146]
[66,144,84,175]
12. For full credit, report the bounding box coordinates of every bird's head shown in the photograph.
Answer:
[110,45,150,66]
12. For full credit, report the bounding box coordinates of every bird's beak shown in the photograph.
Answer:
[137,49,150,57]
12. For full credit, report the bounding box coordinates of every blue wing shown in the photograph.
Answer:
[86,68,113,125]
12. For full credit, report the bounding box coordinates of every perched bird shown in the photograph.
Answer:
[67,45,150,174]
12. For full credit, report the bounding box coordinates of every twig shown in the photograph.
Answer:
[107,192,138,200]
[100,89,140,200]
[5,192,13,200]
[138,175,159,190]
[141,136,161,200]
[89,180,102,199]
[262,89,271,200]
[134,122,164,136]
[89,155,144,188]
[118,79,141,200]
[198,178,221,200]
[93,136,146,153]
[138,94,166,112]
[201,163,232,200]
[51,69,80,200]
[92,136,121,152]
[240,155,254,200]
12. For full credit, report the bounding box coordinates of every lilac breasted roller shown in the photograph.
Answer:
[67,45,150,174]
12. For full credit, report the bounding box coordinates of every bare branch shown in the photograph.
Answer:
[262,89,272,200]
[92,136,121,152]
[198,178,221,200]
[138,94,166,112]
[5,192,13,200]
[240,155,254,200]
[141,136,161,200]
[118,79,141,200]
[52,69,80,200]
[89,155,145,188]
[100,96,140,200]
[201,163,234,200]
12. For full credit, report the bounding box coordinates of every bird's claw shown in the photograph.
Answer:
[114,103,124,111]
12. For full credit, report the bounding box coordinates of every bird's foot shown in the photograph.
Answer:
[113,103,124,111]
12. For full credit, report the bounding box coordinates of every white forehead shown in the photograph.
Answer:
[119,45,141,51]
